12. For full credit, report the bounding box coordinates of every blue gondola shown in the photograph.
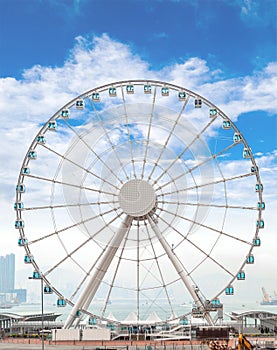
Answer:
[257,201,265,210]
[211,299,221,307]
[91,92,100,101]
[18,238,28,246]
[161,87,169,96]
[24,255,33,263]
[251,166,258,173]
[109,87,116,96]
[256,219,264,228]
[209,108,217,117]
[76,310,82,317]
[15,220,24,229]
[222,120,231,129]
[61,109,70,118]
[225,286,234,295]
[16,184,26,193]
[76,99,85,110]
[14,201,24,210]
[21,167,30,175]
[33,271,41,279]
[178,91,186,101]
[57,298,66,307]
[253,237,261,246]
[28,150,37,159]
[194,99,202,108]
[37,135,46,144]
[126,84,134,94]
[144,84,152,94]
[44,286,53,294]
[255,183,263,192]
[237,271,245,280]
[246,255,254,264]
[243,148,251,158]
[48,121,57,130]
[88,317,97,325]
[233,133,242,143]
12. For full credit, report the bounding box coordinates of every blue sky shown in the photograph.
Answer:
[0,0,276,309]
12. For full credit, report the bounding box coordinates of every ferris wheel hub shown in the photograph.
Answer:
[118,179,156,218]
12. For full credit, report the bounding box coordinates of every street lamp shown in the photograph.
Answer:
[29,272,44,350]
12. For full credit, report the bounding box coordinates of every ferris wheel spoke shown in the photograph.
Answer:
[143,221,175,316]
[141,85,157,179]
[28,207,119,246]
[90,101,130,182]
[41,144,120,191]
[157,171,255,198]
[25,173,116,197]
[157,214,234,278]
[62,118,124,185]
[44,212,124,277]
[23,200,118,211]
[157,200,256,211]
[159,206,252,246]
[121,85,137,179]
[153,115,217,186]
[147,97,190,182]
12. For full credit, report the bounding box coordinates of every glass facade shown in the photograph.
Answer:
[0,253,15,292]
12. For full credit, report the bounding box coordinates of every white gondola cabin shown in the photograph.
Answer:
[233,133,242,143]
[21,167,30,175]
[237,271,245,280]
[76,98,85,110]
[225,286,234,295]
[28,150,37,159]
[57,298,66,307]
[18,238,28,246]
[33,271,41,279]
[246,255,254,264]
[14,201,24,210]
[48,121,57,131]
[144,84,152,94]
[253,237,261,246]
[91,92,100,102]
[222,120,231,129]
[44,286,53,294]
[255,183,263,192]
[256,219,264,228]
[16,184,26,193]
[109,87,116,97]
[126,84,134,94]
[161,87,169,96]
[178,91,186,101]
[37,135,46,144]
[61,109,70,118]
[24,255,33,263]
[243,148,251,158]
[209,108,217,117]
[15,219,24,229]
[194,99,202,108]
[257,201,265,210]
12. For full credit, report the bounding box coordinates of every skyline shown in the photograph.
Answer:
[0,0,276,311]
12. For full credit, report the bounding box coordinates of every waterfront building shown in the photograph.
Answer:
[0,253,15,292]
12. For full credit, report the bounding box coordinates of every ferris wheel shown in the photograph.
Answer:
[15,80,264,328]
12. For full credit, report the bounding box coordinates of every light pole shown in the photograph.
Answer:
[29,274,44,350]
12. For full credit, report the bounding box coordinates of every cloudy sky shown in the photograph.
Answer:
[0,0,276,309]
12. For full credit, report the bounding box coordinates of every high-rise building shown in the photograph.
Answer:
[0,253,15,292]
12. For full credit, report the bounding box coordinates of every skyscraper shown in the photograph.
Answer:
[0,253,15,292]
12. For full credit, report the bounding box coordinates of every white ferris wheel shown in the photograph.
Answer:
[15,80,264,328]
